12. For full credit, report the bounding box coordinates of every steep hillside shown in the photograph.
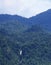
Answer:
[29,9,51,31]
[0,14,31,34]
[0,9,51,65]
[0,25,51,65]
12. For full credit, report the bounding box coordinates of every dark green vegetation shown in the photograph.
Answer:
[0,9,51,65]
[29,9,51,31]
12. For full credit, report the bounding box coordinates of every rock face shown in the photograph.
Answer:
[20,50,22,55]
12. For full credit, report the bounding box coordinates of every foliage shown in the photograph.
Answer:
[0,10,51,65]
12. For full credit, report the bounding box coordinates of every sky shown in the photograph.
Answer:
[0,0,51,18]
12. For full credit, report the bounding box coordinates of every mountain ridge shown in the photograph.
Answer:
[0,9,51,65]
[29,9,51,31]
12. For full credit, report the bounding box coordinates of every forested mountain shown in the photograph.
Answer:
[29,9,51,31]
[0,9,51,65]
[0,14,32,35]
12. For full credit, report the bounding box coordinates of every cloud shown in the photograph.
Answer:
[0,0,51,17]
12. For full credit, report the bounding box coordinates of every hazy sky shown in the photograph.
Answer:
[0,0,51,17]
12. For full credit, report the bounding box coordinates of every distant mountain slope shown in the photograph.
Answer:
[0,14,27,22]
[0,9,51,33]
[0,14,31,34]
[29,9,51,31]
